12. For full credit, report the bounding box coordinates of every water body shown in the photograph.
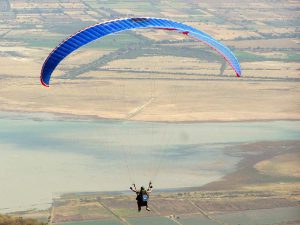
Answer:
[0,112,299,212]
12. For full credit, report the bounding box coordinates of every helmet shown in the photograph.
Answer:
[141,186,145,191]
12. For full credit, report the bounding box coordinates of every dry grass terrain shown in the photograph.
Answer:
[255,153,300,178]
[0,0,299,122]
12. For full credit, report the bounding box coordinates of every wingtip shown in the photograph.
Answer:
[40,77,49,87]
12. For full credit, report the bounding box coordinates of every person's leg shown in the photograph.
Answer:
[138,203,141,212]
[146,202,150,211]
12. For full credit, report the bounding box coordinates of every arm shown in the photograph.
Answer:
[147,181,153,193]
[130,184,138,193]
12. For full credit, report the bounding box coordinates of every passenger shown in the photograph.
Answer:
[130,182,153,212]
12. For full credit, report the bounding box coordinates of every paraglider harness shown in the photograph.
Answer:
[130,182,152,207]
[136,190,149,206]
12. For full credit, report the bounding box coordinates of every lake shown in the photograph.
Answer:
[0,112,299,212]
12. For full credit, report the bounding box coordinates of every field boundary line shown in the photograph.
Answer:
[97,198,131,225]
[188,199,231,225]
[170,217,184,225]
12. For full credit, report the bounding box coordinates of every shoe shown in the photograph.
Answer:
[146,207,150,211]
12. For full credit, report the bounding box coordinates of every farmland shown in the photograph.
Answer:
[0,0,299,122]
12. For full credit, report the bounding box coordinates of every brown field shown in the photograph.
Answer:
[255,153,300,178]
[0,56,41,77]
[1,71,300,122]
[62,49,113,68]
[103,56,221,73]
[52,200,113,223]
[225,38,300,49]
[240,61,300,78]
[200,141,300,191]
[186,22,261,40]
[1,74,299,122]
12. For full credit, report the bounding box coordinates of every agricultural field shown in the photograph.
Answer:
[23,188,299,225]
[0,0,299,122]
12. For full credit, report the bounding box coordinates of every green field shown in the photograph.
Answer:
[56,219,122,225]
[215,206,300,225]
[177,216,220,225]
[127,216,178,225]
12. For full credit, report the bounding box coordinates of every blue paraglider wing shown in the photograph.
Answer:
[41,18,241,87]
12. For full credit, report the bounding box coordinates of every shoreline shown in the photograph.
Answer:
[2,140,299,214]
[1,112,299,214]
[1,109,300,124]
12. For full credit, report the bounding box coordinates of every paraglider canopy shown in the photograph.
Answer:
[40,17,241,87]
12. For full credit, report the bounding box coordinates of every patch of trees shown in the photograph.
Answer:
[0,214,47,225]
